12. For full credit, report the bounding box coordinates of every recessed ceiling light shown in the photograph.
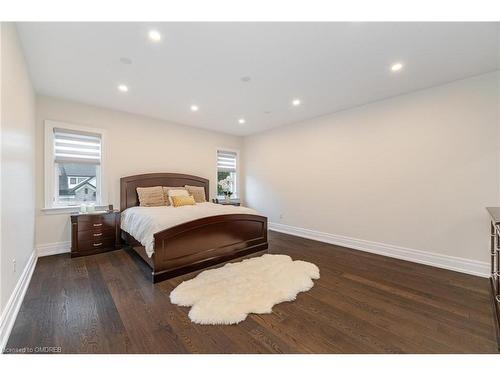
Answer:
[119,57,132,65]
[238,118,246,124]
[148,30,162,42]
[117,84,129,92]
[391,62,404,72]
[190,105,199,112]
[292,98,301,106]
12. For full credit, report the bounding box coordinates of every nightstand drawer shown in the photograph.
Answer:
[77,219,115,232]
[77,228,115,242]
[77,237,115,252]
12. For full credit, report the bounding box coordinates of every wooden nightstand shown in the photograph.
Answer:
[70,210,121,258]
[212,198,241,206]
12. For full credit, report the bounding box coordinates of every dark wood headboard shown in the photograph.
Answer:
[120,173,209,211]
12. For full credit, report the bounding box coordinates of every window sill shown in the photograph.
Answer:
[41,205,109,215]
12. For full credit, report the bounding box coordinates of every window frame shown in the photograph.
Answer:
[43,120,108,212]
[215,148,240,200]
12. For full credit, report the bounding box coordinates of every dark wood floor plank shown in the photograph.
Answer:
[272,232,489,292]
[312,274,492,352]
[4,230,498,353]
[96,253,166,353]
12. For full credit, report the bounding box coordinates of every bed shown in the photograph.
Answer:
[120,173,268,282]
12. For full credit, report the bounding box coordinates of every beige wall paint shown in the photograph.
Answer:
[35,95,244,247]
[244,72,500,263]
[32,72,500,266]
[1,23,36,311]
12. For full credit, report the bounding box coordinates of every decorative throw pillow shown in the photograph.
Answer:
[167,188,190,205]
[162,187,187,206]
[184,185,207,203]
[136,186,166,207]
[171,195,196,207]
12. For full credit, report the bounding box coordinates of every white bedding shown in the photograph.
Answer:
[120,202,258,257]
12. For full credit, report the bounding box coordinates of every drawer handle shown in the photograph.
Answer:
[93,242,103,247]
[93,223,102,227]
[93,233,102,237]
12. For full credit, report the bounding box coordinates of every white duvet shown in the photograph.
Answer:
[120,202,258,257]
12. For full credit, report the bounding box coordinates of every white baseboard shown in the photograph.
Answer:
[269,222,489,278]
[0,250,37,352]
[36,241,70,257]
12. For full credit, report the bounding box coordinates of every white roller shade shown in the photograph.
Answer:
[217,150,237,172]
[54,128,101,164]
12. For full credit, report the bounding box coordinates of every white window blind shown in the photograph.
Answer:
[53,128,102,164]
[217,150,237,172]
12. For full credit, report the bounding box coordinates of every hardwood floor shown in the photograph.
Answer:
[5,231,499,353]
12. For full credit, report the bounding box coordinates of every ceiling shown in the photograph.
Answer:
[17,22,499,136]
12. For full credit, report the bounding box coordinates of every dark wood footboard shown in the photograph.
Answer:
[151,213,267,282]
[124,213,268,283]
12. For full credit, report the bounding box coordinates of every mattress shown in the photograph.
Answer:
[120,202,258,257]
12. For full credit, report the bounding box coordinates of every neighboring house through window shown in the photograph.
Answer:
[44,121,106,208]
[216,149,238,199]
[67,176,89,188]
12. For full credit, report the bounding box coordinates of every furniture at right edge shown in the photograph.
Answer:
[486,207,500,351]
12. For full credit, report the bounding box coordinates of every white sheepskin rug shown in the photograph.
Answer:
[169,254,320,325]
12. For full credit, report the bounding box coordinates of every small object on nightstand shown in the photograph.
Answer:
[212,198,241,206]
[70,210,121,258]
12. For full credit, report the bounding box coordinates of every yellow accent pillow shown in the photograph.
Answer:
[171,195,196,207]
[162,187,187,206]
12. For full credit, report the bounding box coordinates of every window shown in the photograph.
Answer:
[216,149,238,199]
[44,121,106,209]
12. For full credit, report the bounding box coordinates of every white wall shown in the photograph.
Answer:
[0,23,36,312]
[244,72,500,264]
[35,95,244,247]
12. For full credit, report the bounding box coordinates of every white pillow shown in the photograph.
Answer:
[168,189,190,205]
